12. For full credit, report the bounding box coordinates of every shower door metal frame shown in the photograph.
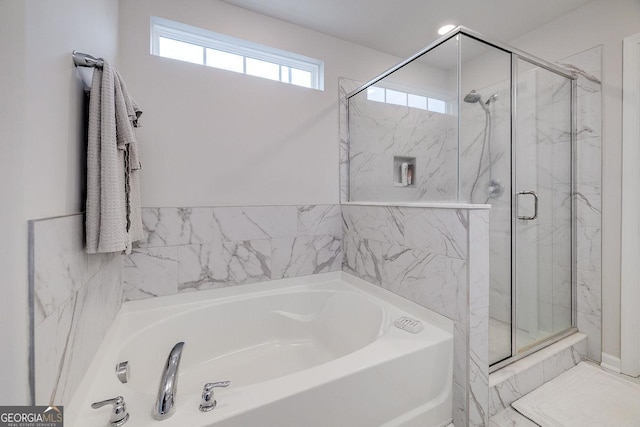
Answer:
[490,53,578,373]
[345,26,575,98]
[344,26,578,373]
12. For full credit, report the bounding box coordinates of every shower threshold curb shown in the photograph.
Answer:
[488,332,587,418]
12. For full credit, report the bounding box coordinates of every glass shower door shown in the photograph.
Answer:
[514,56,573,353]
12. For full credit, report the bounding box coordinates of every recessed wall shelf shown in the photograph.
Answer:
[393,156,416,187]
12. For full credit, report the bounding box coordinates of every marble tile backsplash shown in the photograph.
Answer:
[30,214,123,406]
[124,205,342,299]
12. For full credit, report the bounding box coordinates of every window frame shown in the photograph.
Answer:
[150,16,324,90]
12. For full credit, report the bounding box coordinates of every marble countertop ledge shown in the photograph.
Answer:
[342,201,491,210]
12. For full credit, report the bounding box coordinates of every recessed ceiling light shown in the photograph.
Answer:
[438,24,456,35]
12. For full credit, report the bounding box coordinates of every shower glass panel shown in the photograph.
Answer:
[346,28,576,370]
[514,57,573,354]
[458,35,513,365]
[348,36,458,202]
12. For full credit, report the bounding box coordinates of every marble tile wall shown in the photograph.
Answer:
[345,79,458,203]
[123,205,342,299]
[468,210,491,425]
[341,203,491,427]
[339,78,357,203]
[559,46,603,362]
[30,214,123,405]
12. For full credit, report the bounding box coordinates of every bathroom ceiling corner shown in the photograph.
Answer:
[222,0,595,57]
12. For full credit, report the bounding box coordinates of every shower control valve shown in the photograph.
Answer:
[199,381,231,412]
[486,178,505,198]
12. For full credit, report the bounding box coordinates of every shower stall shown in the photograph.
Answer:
[346,27,576,369]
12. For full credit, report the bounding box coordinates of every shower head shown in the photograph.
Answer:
[464,90,483,104]
[464,89,497,111]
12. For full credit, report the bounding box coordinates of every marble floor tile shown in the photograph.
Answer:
[489,408,538,427]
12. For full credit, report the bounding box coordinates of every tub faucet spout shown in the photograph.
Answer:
[152,342,185,420]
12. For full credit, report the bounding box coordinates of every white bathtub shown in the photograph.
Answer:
[68,272,453,427]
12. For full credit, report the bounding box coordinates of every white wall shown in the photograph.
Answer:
[118,0,401,207]
[0,0,119,404]
[0,0,28,406]
[509,0,640,358]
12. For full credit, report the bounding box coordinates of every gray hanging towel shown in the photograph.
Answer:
[86,60,143,254]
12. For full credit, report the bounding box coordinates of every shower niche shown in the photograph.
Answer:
[393,156,416,187]
[346,28,576,369]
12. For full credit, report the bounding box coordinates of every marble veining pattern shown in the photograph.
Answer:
[488,333,587,418]
[297,205,342,237]
[125,205,342,299]
[468,210,491,426]
[139,207,217,247]
[272,235,342,279]
[178,240,271,289]
[489,408,538,427]
[32,215,88,325]
[343,204,469,259]
[124,246,178,300]
[344,77,458,203]
[30,214,123,405]
[339,78,361,203]
[341,203,490,426]
[564,46,603,362]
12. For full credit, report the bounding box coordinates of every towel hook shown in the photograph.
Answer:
[72,50,104,69]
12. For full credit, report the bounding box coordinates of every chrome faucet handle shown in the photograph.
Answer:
[199,381,231,412]
[91,396,130,426]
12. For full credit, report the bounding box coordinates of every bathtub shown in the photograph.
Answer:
[67,272,453,427]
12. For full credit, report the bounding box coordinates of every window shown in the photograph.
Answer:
[151,16,324,90]
[367,85,448,114]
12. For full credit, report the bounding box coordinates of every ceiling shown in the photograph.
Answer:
[222,0,594,57]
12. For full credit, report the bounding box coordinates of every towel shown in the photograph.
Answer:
[86,61,143,254]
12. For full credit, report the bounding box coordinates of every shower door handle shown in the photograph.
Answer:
[517,191,538,220]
